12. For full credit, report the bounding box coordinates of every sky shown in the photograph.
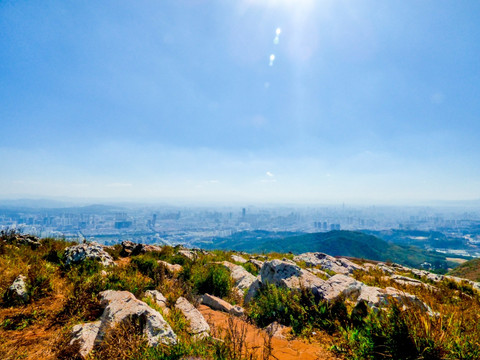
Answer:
[1,0,480,205]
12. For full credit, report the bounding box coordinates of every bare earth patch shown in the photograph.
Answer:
[199,304,342,360]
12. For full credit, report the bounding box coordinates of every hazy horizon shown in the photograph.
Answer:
[1,1,480,204]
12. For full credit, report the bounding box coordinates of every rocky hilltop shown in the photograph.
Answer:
[1,232,480,359]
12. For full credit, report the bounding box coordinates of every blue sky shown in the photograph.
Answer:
[1,0,479,204]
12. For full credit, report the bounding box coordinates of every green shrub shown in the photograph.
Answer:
[104,244,122,260]
[59,273,105,322]
[192,264,232,298]
[248,284,346,335]
[131,255,166,287]
[27,260,54,301]
[241,262,258,276]
[105,266,154,298]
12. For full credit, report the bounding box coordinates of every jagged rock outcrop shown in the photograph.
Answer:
[3,275,29,304]
[221,261,257,298]
[317,274,434,314]
[201,293,245,317]
[293,252,364,274]
[175,297,210,339]
[356,285,435,314]
[145,290,170,315]
[64,242,114,267]
[68,290,177,358]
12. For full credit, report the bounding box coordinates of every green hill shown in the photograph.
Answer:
[448,257,480,281]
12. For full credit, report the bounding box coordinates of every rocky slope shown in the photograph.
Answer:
[1,235,480,359]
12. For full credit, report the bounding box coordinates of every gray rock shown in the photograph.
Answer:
[264,321,288,339]
[293,252,364,274]
[247,259,264,271]
[158,260,183,274]
[221,261,257,298]
[317,274,365,301]
[231,254,247,264]
[175,297,210,339]
[315,274,434,315]
[64,242,115,267]
[4,275,29,304]
[357,286,434,314]
[178,249,195,260]
[309,268,331,278]
[390,275,437,290]
[201,293,245,317]
[68,290,177,358]
[14,234,41,249]
[244,278,262,303]
[259,259,325,298]
[121,241,163,256]
[69,321,101,359]
[145,290,170,315]
[98,290,177,346]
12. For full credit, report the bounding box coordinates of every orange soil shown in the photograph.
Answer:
[199,305,342,360]
[0,295,66,360]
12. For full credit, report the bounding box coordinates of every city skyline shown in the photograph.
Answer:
[1,1,480,203]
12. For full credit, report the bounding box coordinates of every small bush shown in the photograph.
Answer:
[131,255,166,287]
[241,262,258,276]
[192,264,232,298]
[27,260,53,301]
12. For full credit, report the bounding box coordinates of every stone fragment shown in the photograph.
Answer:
[120,241,162,256]
[317,274,364,301]
[14,234,41,249]
[259,259,325,298]
[145,290,170,315]
[309,268,331,279]
[64,242,115,267]
[221,261,257,298]
[244,278,262,304]
[178,249,195,260]
[293,252,364,274]
[4,275,29,304]
[231,254,247,264]
[264,321,288,340]
[158,260,183,274]
[247,259,264,271]
[98,290,177,346]
[357,286,434,314]
[201,293,244,317]
[69,321,101,359]
[175,297,210,339]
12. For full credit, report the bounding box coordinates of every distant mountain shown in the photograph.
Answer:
[199,230,304,252]
[204,230,458,270]
[361,229,468,250]
[448,258,480,281]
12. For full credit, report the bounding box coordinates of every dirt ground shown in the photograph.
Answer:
[0,295,66,360]
[199,305,342,360]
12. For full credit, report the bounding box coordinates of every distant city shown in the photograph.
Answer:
[1,200,480,257]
